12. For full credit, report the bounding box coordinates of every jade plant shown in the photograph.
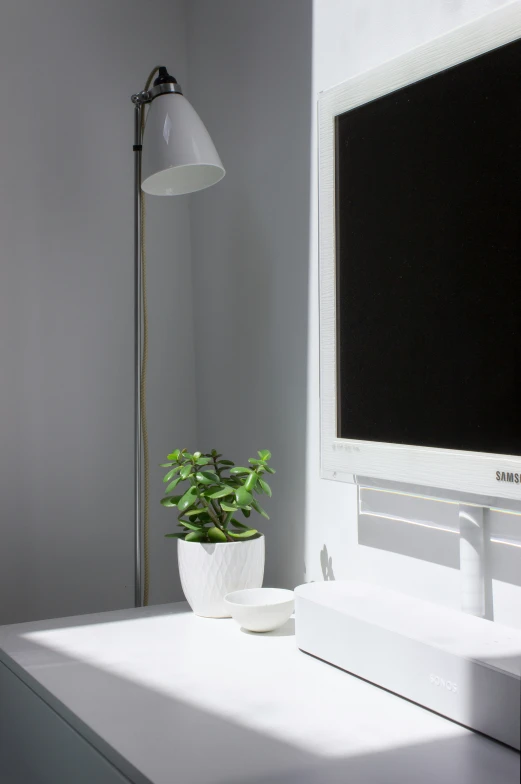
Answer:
[160,448,275,543]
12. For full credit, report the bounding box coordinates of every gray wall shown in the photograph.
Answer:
[187,0,313,590]
[0,0,193,623]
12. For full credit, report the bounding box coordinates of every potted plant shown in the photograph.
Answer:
[160,448,274,617]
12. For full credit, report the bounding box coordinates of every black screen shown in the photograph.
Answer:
[335,38,521,455]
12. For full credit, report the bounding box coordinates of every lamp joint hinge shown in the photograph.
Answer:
[131,91,151,106]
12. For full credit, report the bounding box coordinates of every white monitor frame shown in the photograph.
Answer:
[319,3,521,502]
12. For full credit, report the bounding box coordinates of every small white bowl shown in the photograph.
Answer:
[224,588,294,633]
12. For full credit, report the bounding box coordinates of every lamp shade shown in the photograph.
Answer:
[141,93,225,196]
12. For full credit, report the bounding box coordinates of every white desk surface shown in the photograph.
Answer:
[0,602,519,784]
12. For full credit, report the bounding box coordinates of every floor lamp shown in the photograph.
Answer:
[131,67,225,607]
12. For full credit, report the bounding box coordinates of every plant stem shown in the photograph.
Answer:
[202,498,219,525]
[210,498,222,521]
[212,454,224,480]
[199,496,233,541]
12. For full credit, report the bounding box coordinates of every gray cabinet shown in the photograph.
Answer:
[0,661,133,784]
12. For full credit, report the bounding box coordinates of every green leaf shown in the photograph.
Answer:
[182,508,204,517]
[235,487,253,507]
[221,501,239,512]
[242,508,251,518]
[160,462,174,468]
[195,457,211,465]
[230,518,249,529]
[165,532,186,538]
[248,458,263,465]
[178,520,204,531]
[163,468,178,483]
[219,460,235,466]
[264,466,276,474]
[167,450,180,461]
[251,498,270,519]
[185,530,205,542]
[244,472,257,493]
[165,476,182,494]
[209,486,234,499]
[160,496,180,507]
[207,527,227,543]
[180,464,192,480]
[258,450,272,461]
[177,486,198,513]
[228,528,258,539]
[195,471,219,485]
[230,467,250,476]
[258,478,272,497]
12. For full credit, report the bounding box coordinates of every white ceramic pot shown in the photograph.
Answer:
[178,535,265,618]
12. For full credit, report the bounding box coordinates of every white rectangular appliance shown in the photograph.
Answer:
[295,581,521,749]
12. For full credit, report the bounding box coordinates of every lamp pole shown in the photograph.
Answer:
[132,102,144,608]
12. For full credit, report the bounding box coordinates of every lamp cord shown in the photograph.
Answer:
[140,66,161,607]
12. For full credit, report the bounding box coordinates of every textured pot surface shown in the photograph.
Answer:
[178,535,265,617]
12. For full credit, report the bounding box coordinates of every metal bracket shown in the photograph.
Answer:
[131,91,151,106]
[131,82,183,106]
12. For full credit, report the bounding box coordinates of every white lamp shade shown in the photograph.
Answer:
[141,93,225,196]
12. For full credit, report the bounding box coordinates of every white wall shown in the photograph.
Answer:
[0,0,193,623]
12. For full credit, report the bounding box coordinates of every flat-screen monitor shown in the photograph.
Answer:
[319,6,521,502]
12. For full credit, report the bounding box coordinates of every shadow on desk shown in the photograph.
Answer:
[0,609,518,784]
